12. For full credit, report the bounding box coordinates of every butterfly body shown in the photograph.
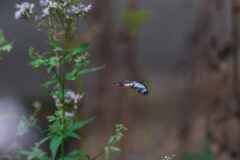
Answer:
[116,80,148,95]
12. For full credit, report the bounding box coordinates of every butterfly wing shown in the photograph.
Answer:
[116,80,134,87]
[133,81,148,95]
[116,80,149,95]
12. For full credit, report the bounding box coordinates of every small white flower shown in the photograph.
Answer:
[15,2,35,19]
[159,154,176,160]
[67,3,92,15]
[52,95,63,108]
[39,0,49,7]
[65,112,74,117]
[82,4,92,12]
[41,7,50,18]
[49,1,58,9]
[74,105,78,110]
[65,90,83,104]
[69,6,79,14]
[52,90,83,108]
[32,101,42,110]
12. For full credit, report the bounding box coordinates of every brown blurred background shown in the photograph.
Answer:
[0,0,240,160]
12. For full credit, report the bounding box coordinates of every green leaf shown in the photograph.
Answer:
[50,136,63,160]
[65,131,81,139]
[0,31,12,53]
[29,48,48,69]
[66,64,104,81]
[107,136,117,145]
[49,39,63,52]
[71,117,95,131]
[107,124,127,145]
[64,150,88,160]
[71,43,89,56]
[104,147,110,160]
[0,43,12,52]
[65,69,78,81]
[47,115,56,122]
[0,31,5,43]
[35,136,50,147]
[42,78,58,88]
[19,147,49,160]
[18,150,32,156]
[30,58,47,68]
[109,146,121,152]
[77,65,105,76]
[65,66,105,81]
[47,56,60,68]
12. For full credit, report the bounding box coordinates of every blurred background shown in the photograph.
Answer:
[0,0,239,160]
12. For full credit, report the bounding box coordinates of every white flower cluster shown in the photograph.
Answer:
[15,2,35,19]
[39,0,92,18]
[32,101,42,110]
[15,0,92,20]
[65,112,74,117]
[38,1,58,19]
[39,0,49,7]
[53,90,83,109]
[67,4,92,15]
[65,90,83,105]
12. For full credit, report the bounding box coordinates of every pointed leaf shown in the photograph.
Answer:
[78,65,105,76]
[109,146,121,152]
[64,150,88,160]
[50,136,63,160]
[0,31,12,53]
[66,131,81,139]
[71,117,95,131]
[0,43,12,52]
[72,43,89,55]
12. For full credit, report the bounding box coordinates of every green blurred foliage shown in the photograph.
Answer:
[123,10,150,35]
[181,144,214,160]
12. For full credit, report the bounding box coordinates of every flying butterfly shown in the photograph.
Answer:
[115,80,149,95]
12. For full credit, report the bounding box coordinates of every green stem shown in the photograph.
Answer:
[90,150,105,160]
[60,141,65,160]
[59,54,66,160]
[60,59,66,160]
[51,9,74,159]
[58,25,70,160]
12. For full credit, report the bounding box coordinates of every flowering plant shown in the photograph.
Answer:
[14,1,126,160]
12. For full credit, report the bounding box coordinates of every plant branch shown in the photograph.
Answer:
[90,150,105,160]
